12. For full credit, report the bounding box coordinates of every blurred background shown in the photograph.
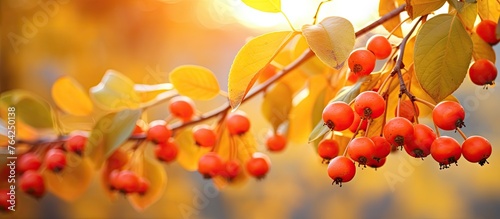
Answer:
[1,0,500,218]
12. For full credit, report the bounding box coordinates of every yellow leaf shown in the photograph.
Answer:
[471,32,496,63]
[134,83,174,104]
[52,76,94,116]
[414,14,472,102]
[478,0,500,21]
[261,82,293,131]
[169,65,220,100]
[174,128,211,171]
[128,149,167,211]
[449,1,477,31]
[289,75,328,144]
[90,70,141,111]
[241,0,281,13]
[403,36,416,66]
[228,31,294,109]
[43,154,94,202]
[301,17,355,70]
[406,0,447,19]
[292,35,329,76]
[379,0,404,38]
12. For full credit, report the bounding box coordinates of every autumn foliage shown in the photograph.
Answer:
[1,0,499,213]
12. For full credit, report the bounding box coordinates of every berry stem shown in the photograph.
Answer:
[393,16,425,101]
[433,122,441,138]
[413,97,436,109]
[456,128,468,141]
[312,0,333,25]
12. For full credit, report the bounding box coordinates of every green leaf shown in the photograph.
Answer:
[52,76,94,116]
[471,32,496,63]
[241,0,281,13]
[301,16,355,69]
[89,70,141,111]
[477,0,499,21]
[406,0,447,19]
[169,65,220,100]
[261,82,293,131]
[0,89,56,129]
[85,109,142,168]
[380,0,404,38]
[414,14,473,102]
[228,31,294,109]
[448,1,477,31]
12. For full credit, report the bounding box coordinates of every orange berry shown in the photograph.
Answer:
[469,59,497,87]
[348,49,376,77]
[193,125,217,147]
[226,111,251,135]
[476,20,499,45]
[322,101,355,131]
[266,134,287,152]
[147,120,172,144]
[366,35,392,59]
[169,96,195,122]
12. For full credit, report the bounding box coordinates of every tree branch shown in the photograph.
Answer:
[5,4,408,148]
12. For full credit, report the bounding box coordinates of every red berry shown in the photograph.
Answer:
[0,189,10,211]
[366,35,392,59]
[366,157,386,169]
[347,137,376,167]
[107,149,129,170]
[226,111,251,135]
[349,113,368,133]
[370,136,391,161]
[193,125,217,147]
[476,20,500,45]
[348,49,376,77]
[147,120,172,144]
[322,101,355,131]
[65,134,87,156]
[19,170,45,198]
[430,136,462,169]
[266,134,287,152]
[18,153,42,174]
[109,169,121,190]
[396,100,419,122]
[317,139,340,162]
[115,170,140,194]
[383,117,414,148]
[169,96,195,122]
[45,148,67,173]
[469,59,497,87]
[246,153,271,179]
[198,152,223,178]
[220,160,241,180]
[404,124,436,158]
[137,177,150,195]
[154,138,179,163]
[432,101,465,131]
[354,91,386,119]
[462,136,492,166]
[327,156,356,187]
[132,120,147,136]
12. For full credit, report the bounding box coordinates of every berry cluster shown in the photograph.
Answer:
[321,94,492,187]
[15,134,86,199]
[197,111,271,180]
